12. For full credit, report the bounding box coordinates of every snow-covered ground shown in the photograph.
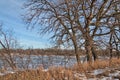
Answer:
[72,67,120,80]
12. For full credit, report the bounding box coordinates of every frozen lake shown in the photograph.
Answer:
[0,55,81,70]
[0,55,108,70]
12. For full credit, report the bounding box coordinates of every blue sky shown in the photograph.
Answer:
[0,0,50,49]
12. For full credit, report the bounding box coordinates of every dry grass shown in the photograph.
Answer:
[72,58,120,72]
[0,58,120,80]
[0,67,80,80]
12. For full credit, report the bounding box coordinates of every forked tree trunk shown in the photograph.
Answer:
[84,26,94,62]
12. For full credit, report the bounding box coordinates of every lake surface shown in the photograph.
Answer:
[0,55,108,70]
[0,55,80,70]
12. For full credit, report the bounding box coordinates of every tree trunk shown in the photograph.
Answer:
[115,43,119,59]
[73,39,80,64]
[109,47,113,59]
[85,37,93,62]
[74,47,81,64]
[91,47,98,61]
[86,45,93,62]
[109,34,113,59]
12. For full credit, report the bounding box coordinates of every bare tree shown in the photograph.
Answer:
[24,0,120,63]
[113,3,120,58]
[0,24,18,70]
[24,0,84,64]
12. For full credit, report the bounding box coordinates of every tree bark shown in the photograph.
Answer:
[92,47,98,61]
[115,43,119,59]
[72,36,80,64]
[86,45,93,62]
[85,38,93,62]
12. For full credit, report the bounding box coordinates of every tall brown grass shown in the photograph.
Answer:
[73,58,120,72]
